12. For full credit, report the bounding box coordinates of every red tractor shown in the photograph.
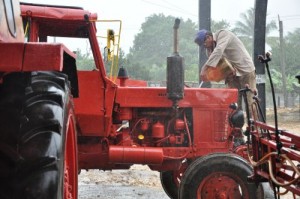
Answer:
[0,1,270,198]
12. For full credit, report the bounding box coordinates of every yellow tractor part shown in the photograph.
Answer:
[94,20,122,82]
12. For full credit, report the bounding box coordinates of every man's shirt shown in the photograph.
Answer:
[205,30,255,76]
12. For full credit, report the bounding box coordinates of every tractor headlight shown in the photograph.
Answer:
[229,109,245,128]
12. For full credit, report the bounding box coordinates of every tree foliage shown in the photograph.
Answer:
[232,8,277,54]
[125,14,234,82]
[76,49,95,70]
[233,8,277,38]
[126,14,199,81]
[211,20,231,32]
[267,28,300,90]
[232,8,299,96]
[75,8,299,98]
[282,28,300,75]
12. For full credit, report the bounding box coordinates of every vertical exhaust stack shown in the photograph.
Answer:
[167,18,184,109]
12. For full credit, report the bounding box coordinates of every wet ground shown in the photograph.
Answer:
[78,165,169,199]
[79,184,168,199]
[78,166,298,199]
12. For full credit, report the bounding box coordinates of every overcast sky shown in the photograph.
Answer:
[21,0,300,53]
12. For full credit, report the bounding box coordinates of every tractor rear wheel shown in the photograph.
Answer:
[179,153,257,199]
[160,161,188,199]
[160,170,180,199]
[0,72,78,199]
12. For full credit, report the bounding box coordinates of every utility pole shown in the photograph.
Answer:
[278,16,288,107]
[198,0,211,88]
[253,0,268,118]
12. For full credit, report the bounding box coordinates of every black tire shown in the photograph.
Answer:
[0,71,77,199]
[179,153,257,199]
[160,171,179,199]
[257,182,275,199]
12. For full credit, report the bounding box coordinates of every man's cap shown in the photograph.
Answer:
[194,29,208,46]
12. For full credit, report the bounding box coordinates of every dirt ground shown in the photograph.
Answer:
[267,107,300,130]
[78,107,300,199]
[78,165,168,199]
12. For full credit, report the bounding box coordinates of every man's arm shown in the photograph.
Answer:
[200,31,231,82]
[205,30,231,67]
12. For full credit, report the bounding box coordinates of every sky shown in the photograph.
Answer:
[21,0,300,53]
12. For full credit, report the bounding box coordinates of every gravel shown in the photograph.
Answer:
[78,165,170,199]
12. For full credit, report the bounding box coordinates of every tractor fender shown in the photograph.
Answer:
[0,42,79,97]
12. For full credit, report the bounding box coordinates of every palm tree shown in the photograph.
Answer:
[232,8,277,54]
[211,19,231,32]
[233,8,255,38]
[234,8,277,37]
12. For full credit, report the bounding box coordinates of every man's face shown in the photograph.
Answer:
[203,35,213,49]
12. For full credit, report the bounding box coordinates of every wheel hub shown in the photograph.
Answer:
[198,173,245,199]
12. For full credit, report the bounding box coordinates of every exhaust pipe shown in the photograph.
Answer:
[167,18,184,108]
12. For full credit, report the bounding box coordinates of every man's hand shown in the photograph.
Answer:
[200,65,209,82]
[200,73,208,82]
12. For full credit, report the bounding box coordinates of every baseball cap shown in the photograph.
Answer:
[194,29,208,46]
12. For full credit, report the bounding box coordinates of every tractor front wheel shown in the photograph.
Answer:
[179,153,257,199]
